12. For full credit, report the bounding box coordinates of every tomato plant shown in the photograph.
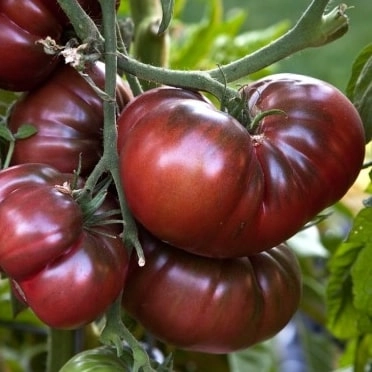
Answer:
[117,75,365,258]
[0,0,62,91]
[0,163,129,329]
[122,229,302,354]
[7,62,132,175]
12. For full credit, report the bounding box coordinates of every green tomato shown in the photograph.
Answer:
[59,346,131,372]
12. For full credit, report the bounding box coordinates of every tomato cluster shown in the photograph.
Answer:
[0,0,366,358]
[0,1,131,330]
[117,74,365,352]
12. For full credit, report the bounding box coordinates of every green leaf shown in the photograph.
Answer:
[0,125,14,142]
[13,123,37,140]
[326,207,372,339]
[295,316,336,372]
[346,43,372,100]
[170,0,224,69]
[345,43,372,143]
[228,341,277,372]
[158,0,174,34]
[351,243,372,318]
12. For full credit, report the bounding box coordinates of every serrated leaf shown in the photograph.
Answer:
[158,0,174,34]
[13,123,37,140]
[0,125,14,142]
[326,207,372,339]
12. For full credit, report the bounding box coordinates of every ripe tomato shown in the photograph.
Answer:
[122,229,302,354]
[0,163,129,329]
[8,62,132,175]
[0,0,62,91]
[117,74,365,258]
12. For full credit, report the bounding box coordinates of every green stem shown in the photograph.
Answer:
[208,0,349,82]
[116,21,144,96]
[2,139,15,169]
[100,294,155,372]
[129,0,170,90]
[57,0,348,106]
[97,0,145,265]
[46,328,77,372]
[116,0,349,102]
[129,0,161,25]
[57,0,103,43]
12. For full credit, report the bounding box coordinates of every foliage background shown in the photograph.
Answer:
[181,0,372,90]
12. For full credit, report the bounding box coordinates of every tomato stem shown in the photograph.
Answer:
[129,0,170,91]
[100,293,155,372]
[57,0,103,44]
[46,328,79,372]
[116,0,349,103]
[97,0,145,265]
[59,0,349,118]
[2,138,15,169]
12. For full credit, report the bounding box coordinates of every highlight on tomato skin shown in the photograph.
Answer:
[8,61,133,175]
[117,74,366,258]
[0,0,122,92]
[0,0,63,91]
[0,163,129,329]
[122,228,302,354]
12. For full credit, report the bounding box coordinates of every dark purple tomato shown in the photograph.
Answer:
[118,74,365,258]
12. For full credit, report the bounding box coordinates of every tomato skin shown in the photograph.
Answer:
[16,229,127,329]
[0,185,83,280]
[118,74,365,258]
[0,163,80,205]
[122,229,302,354]
[0,163,129,329]
[8,62,132,175]
[0,0,62,91]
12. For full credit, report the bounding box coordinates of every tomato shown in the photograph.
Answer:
[60,346,131,372]
[0,163,129,329]
[8,62,132,175]
[122,229,302,354]
[0,0,63,91]
[117,74,365,258]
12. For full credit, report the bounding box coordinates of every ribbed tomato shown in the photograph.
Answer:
[118,74,365,258]
[122,229,302,353]
[8,62,132,175]
[0,163,128,329]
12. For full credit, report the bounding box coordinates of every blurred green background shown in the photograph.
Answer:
[181,0,372,91]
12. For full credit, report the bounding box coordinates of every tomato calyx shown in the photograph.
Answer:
[223,87,287,133]
[71,179,123,234]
